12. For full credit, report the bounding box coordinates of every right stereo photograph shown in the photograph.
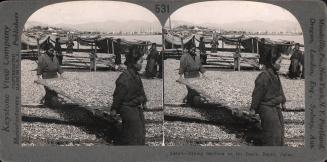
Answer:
[163,1,305,147]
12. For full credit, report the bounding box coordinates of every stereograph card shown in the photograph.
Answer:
[0,0,326,161]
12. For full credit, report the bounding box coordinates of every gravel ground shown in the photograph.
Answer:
[283,112,305,123]
[285,124,305,139]
[22,106,64,121]
[22,59,162,110]
[189,71,304,111]
[164,121,238,141]
[164,59,304,111]
[22,122,101,146]
[21,59,163,146]
[21,57,304,147]
[164,59,246,146]
[164,60,188,105]
[165,106,207,119]
[144,111,164,122]
[22,105,162,146]
[164,59,304,147]
[146,123,163,138]
[21,60,44,104]
[164,121,246,146]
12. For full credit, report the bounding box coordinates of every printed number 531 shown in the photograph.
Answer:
[155,4,170,13]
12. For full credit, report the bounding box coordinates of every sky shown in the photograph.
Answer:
[27,1,159,25]
[27,1,299,25]
[170,1,299,24]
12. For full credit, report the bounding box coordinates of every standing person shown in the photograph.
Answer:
[233,38,241,71]
[258,38,268,70]
[110,46,147,145]
[211,38,219,53]
[37,47,63,106]
[42,37,54,51]
[250,53,286,146]
[178,44,206,106]
[89,50,98,71]
[145,43,159,78]
[66,40,74,53]
[299,49,305,79]
[288,43,302,79]
[157,50,163,79]
[198,37,207,64]
[54,38,63,65]
[114,39,123,70]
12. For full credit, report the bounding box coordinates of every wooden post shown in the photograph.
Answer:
[251,38,254,53]
[77,41,79,50]
[234,42,237,71]
[94,57,97,72]
[222,39,224,48]
[161,28,166,50]
[94,43,97,72]
[181,37,184,52]
[37,38,40,57]
[112,38,115,55]
[237,57,240,71]
[90,45,92,72]
[94,43,97,53]
[234,40,241,71]
[256,38,259,54]
[172,35,174,49]
[238,41,241,71]
[145,41,148,54]
[107,39,109,54]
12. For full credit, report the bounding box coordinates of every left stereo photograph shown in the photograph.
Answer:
[21,1,164,146]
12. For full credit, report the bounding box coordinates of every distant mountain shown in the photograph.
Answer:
[25,19,302,33]
[71,20,162,32]
[170,20,302,33]
[24,21,49,29]
[215,20,302,33]
[25,20,162,33]
[164,20,194,29]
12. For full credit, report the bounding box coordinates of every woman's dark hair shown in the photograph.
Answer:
[294,43,300,47]
[124,45,142,67]
[43,42,54,51]
[265,51,273,68]
[45,46,55,56]
[265,47,281,69]
[186,42,196,51]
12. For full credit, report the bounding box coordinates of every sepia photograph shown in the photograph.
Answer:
[20,1,163,146]
[0,0,326,161]
[163,1,305,147]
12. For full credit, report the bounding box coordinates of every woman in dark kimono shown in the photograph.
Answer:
[37,46,63,106]
[198,37,207,64]
[66,40,74,53]
[178,43,206,106]
[299,51,305,79]
[250,52,286,146]
[145,43,158,78]
[110,46,147,145]
[157,50,163,78]
[114,39,123,65]
[54,38,63,65]
[288,43,302,79]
